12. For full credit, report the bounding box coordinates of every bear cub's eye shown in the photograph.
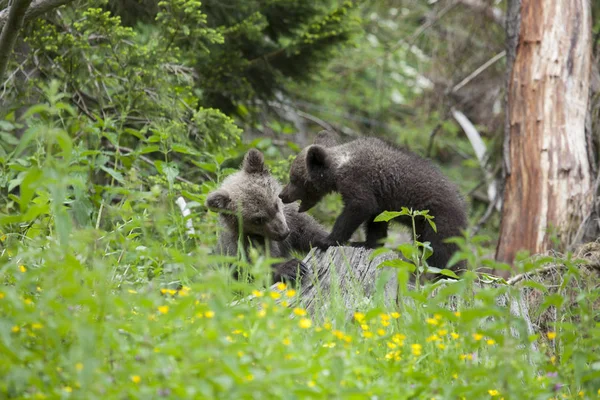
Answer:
[251,216,265,225]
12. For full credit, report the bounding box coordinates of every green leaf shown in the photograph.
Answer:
[396,243,416,261]
[374,210,407,222]
[100,166,125,183]
[139,145,160,154]
[0,132,20,146]
[438,269,460,279]
[172,144,196,155]
[21,104,51,119]
[20,168,43,213]
[378,258,416,272]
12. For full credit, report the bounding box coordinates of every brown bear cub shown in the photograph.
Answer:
[279,131,468,271]
[206,148,329,283]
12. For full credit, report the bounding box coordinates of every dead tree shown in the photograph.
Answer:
[495,0,595,277]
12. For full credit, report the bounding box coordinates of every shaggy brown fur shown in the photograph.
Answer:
[279,132,468,271]
[206,149,329,282]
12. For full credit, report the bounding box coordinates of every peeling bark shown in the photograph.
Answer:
[496,0,594,276]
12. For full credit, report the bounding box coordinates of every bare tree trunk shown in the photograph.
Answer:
[0,0,71,30]
[495,0,595,277]
[0,0,33,82]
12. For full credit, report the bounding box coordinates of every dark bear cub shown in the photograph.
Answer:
[279,131,468,271]
[206,148,330,283]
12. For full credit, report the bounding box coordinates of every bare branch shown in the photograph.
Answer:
[0,0,33,82]
[451,51,506,93]
[0,0,72,30]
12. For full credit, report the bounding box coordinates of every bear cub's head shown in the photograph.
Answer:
[206,149,290,241]
[279,131,339,212]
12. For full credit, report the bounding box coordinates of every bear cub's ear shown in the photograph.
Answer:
[306,145,329,175]
[313,130,340,148]
[243,149,266,174]
[205,190,231,211]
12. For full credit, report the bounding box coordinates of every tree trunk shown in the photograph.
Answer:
[0,0,33,82]
[495,0,595,277]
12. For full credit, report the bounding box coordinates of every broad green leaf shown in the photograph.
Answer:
[374,210,406,222]
[21,104,51,119]
[378,258,416,272]
[20,168,42,213]
[100,166,125,183]
[438,269,460,279]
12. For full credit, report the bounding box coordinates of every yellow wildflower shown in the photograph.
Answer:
[276,282,287,291]
[437,343,446,350]
[488,389,499,396]
[426,318,438,326]
[293,308,307,316]
[547,331,557,340]
[11,325,20,333]
[390,312,400,319]
[75,363,83,371]
[205,311,215,318]
[323,322,332,330]
[434,313,442,320]
[178,286,191,296]
[454,311,461,317]
[299,318,312,329]
[31,323,43,330]
[0,234,5,241]
[451,332,460,339]
[257,309,267,318]
[426,334,440,342]
[286,289,296,297]
[377,329,386,336]
[0,292,4,299]
[282,338,291,346]
[269,291,281,300]
[252,290,264,298]
[381,320,390,327]
[438,329,448,336]
[578,391,584,397]
[323,342,336,348]
[18,265,26,273]
[550,355,556,364]
[473,333,483,341]
[307,380,316,388]
[387,342,397,349]
[157,305,169,314]
[411,343,422,356]
[380,313,390,321]
[354,312,365,323]
[363,331,374,338]
[63,386,72,393]
[360,324,369,331]
[131,375,141,384]
[245,374,254,382]
[487,339,496,345]
[24,298,33,306]
[128,289,137,294]
[392,333,406,345]
[452,373,458,379]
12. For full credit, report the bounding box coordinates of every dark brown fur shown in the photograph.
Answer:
[279,132,468,271]
[206,149,329,282]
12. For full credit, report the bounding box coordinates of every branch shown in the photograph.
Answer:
[451,51,506,93]
[0,0,72,30]
[0,0,33,82]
